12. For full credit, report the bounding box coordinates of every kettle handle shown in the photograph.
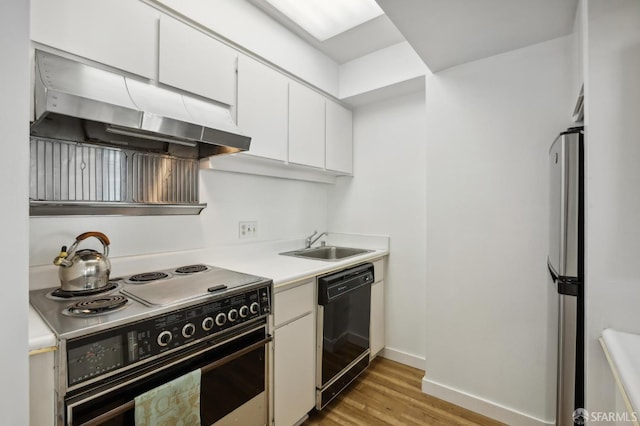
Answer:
[75,231,111,246]
[68,231,110,257]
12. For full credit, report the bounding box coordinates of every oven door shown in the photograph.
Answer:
[65,324,270,426]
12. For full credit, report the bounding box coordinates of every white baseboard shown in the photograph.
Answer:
[379,347,425,370]
[422,378,554,426]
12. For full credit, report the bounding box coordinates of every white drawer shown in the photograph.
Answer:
[274,279,314,327]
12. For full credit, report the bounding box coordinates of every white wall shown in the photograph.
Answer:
[30,171,328,267]
[584,0,640,416]
[152,0,339,96]
[423,36,575,425]
[0,0,30,423]
[30,214,204,267]
[327,91,427,367]
[199,170,328,249]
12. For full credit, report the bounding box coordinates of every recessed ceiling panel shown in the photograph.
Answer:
[250,0,406,64]
[265,0,384,41]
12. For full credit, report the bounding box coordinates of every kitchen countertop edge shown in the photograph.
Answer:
[271,250,388,292]
[29,305,57,354]
[600,328,640,423]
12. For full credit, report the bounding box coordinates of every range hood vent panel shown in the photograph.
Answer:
[31,51,251,159]
[36,54,138,112]
[125,78,194,125]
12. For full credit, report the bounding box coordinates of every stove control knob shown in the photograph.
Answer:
[182,323,196,338]
[228,309,239,322]
[250,302,260,314]
[202,316,214,331]
[215,313,227,327]
[157,331,172,347]
[239,305,249,318]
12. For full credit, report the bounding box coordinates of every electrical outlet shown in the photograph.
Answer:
[239,221,258,239]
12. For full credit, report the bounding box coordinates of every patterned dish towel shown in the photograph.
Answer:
[135,369,201,426]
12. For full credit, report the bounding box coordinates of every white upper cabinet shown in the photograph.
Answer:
[31,0,159,79]
[237,55,288,161]
[159,15,236,105]
[288,81,325,169]
[326,100,353,174]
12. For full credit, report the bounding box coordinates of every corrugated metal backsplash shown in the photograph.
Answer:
[29,138,205,215]
[30,138,127,202]
[132,153,199,203]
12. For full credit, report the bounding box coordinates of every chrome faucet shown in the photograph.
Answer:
[305,230,328,248]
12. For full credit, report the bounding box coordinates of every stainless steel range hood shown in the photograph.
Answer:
[31,50,251,159]
[29,51,251,216]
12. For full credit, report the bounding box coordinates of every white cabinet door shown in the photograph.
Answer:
[370,279,385,359]
[29,351,55,426]
[288,81,325,169]
[326,100,353,174]
[159,15,236,105]
[31,0,159,78]
[237,55,288,161]
[274,313,316,426]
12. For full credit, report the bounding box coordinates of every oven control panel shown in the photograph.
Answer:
[66,284,271,388]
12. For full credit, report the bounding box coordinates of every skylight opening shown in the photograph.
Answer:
[265,0,384,41]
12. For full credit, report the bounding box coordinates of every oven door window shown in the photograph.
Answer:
[67,328,268,426]
[320,284,371,385]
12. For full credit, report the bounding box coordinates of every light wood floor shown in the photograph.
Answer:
[304,357,505,426]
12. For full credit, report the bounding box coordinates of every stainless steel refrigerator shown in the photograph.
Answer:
[547,127,584,426]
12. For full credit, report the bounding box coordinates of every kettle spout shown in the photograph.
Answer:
[53,246,73,267]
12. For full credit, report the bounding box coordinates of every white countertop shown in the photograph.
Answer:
[209,247,388,290]
[600,329,640,421]
[29,306,57,354]
[28,233,389,352]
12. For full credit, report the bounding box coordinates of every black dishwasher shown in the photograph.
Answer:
[316,263,373,409]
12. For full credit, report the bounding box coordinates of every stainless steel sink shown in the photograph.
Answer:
[280,246,373,261]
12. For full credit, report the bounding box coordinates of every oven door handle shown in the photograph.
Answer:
[202,335,272,374]
[78,335,272,426]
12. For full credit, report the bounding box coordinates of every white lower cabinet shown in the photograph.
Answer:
[29,350,55,426]
[370,279,385,359]
[273,280,316,426]
[274,313,315,426]
[370,259,386,359]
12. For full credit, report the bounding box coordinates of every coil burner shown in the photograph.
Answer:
[64,295,129,317]
[127,272,169,283]
[48,282,121,300]
[174,264,209,274]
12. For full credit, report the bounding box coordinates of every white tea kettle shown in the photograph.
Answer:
[53,231,111,292]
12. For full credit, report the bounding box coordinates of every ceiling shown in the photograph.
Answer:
[376,0,579,72]
[250,0,579,71]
